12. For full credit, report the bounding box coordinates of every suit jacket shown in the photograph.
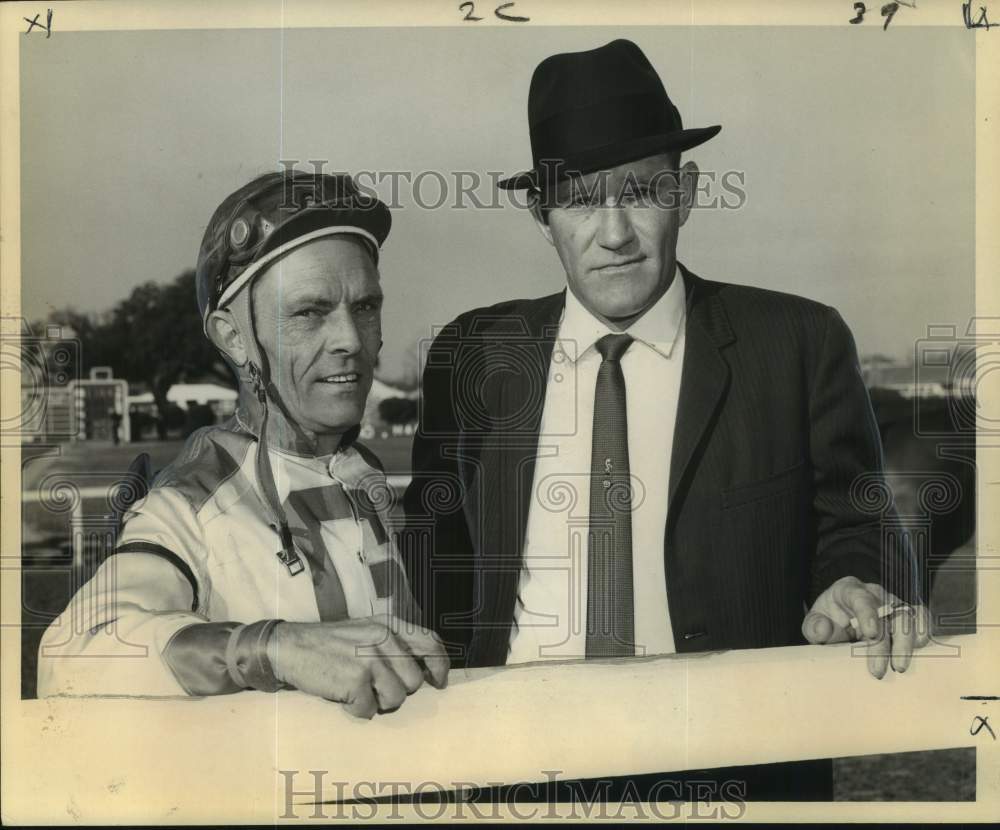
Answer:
[401,264,919,668]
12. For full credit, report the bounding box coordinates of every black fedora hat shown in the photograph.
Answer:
[498,39,721,191]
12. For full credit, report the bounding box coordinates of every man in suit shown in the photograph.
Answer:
[401,39,925,800]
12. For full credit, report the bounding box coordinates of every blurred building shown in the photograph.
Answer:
[360,376,417,441]
[861,357,954,398]
[128,382,237,417]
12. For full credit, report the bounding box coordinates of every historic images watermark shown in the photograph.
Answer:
[277,768,748,821]
[276,158,749,212]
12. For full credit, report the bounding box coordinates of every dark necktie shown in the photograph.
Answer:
[586,333,635,658]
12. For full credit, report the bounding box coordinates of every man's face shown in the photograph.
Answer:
[252,235,382,439]
[533,153,696,329]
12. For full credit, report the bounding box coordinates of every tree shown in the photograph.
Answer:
[40,270,235,439]
[105,270,233,437]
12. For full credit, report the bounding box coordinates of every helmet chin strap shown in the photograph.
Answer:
[226,289,305,577]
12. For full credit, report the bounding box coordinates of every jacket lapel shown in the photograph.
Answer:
[668,266,735,518]
[470,291,564,665]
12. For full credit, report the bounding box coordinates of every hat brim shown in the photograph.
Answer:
[498,125,722,191]
[208,201,392,319]
[261,201,391,255]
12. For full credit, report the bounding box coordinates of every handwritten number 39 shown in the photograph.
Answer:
[850,2,900,29]
[461,2,530,22]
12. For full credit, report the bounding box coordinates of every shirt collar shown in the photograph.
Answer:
[267,441,380,501]
[269,443,365,480]
[556,264,687,364]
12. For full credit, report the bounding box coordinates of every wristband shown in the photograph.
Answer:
[224,618,285,692]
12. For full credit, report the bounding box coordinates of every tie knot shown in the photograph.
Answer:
[596,333,633,362]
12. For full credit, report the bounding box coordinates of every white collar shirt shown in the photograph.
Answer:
[507,267,687,663]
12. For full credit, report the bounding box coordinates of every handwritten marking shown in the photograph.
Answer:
[459,2,483,21]
[970,715,996,739]
[961,695,1000,700]
[459,1,529,22]
[495,2,530,21]
[963,2,996,28]
[880,2,899,29]
[23,9,53,38]
[850,0,919,26]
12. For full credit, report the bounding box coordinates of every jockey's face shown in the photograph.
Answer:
[253,235,382,444]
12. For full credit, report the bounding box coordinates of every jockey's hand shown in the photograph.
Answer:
[268,614,449,717]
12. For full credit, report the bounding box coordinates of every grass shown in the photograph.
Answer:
[834,748,975,801]
[20,434,416,537]
[21,433,416,487]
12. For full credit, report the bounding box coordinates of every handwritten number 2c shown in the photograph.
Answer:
[850,2,866,23]
[460,2,530,22]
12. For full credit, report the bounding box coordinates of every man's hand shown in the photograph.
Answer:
[802,576,930,678]
[268,615,450,718]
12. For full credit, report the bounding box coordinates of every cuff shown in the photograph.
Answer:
[224,619,285,693]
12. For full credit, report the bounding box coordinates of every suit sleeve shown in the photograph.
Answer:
[399,318,479,662]
[807,307,920,605]
[36,487,280,697]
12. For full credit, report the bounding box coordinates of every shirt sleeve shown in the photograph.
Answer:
[36,486,278,697]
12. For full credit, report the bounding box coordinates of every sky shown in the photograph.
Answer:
[19,26,975,380]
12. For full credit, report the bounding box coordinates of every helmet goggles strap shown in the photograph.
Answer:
[226,286,305,577]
